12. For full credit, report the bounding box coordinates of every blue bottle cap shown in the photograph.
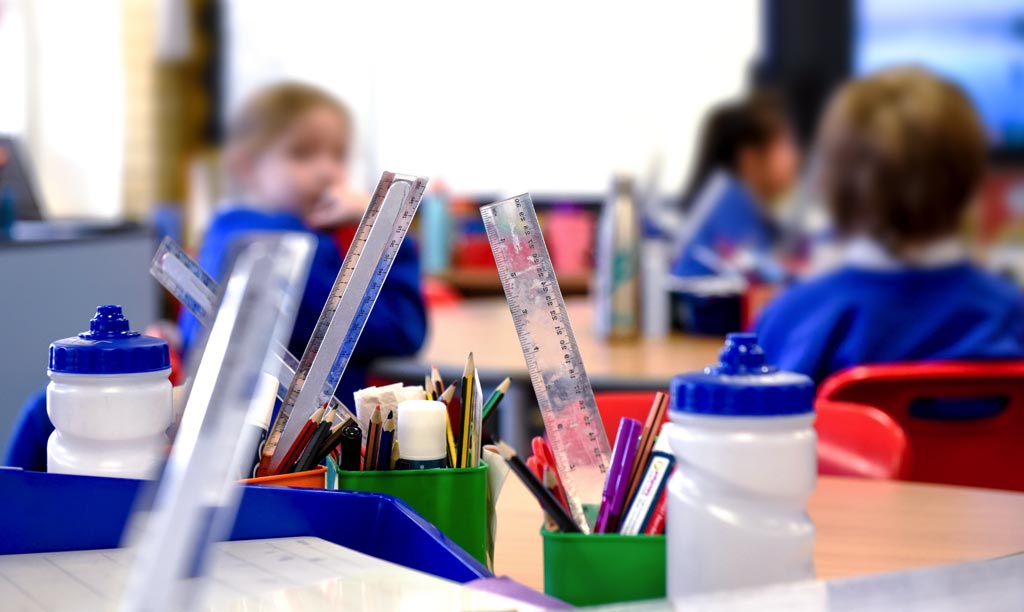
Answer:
[49,305,170,375]
[670,332,813,417]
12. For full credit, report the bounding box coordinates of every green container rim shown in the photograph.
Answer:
[541,525,666,541]
[336,464,487,480]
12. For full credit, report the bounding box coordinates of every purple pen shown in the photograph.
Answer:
[595,417,642,533]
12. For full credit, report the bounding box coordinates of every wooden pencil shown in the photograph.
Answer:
[363,405,383,472]
[459,353,474,468]
[376,410,396,470]
[295,409,336,472]
[482,377,511,422]
[276,404,325,475]
[431,366,444,401]
[440,382,456,404]
[445,411,457,468]
[622,392,669,511]
[424,375,434,400]
[314,417,354,459]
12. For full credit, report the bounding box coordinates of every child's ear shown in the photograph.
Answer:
[736,145,764,183]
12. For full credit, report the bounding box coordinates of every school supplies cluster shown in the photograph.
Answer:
[517,392,671,535]
[341,357,510,472]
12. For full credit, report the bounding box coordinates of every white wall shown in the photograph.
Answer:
[227,1,761,195]
[0,0,125,219]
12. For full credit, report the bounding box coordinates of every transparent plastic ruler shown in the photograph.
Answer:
[149,237,353,422]
[260,171,428,475]
[481,194,611,533]
[122,233,314,612]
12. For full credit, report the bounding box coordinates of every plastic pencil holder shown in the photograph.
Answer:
[241,466,327,489]
[333,464,489,566]
[541,505,666,607]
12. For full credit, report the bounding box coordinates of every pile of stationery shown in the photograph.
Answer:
[285,353,512,473]
[510,392,671,534]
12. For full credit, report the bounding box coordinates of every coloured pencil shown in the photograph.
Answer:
[446,394,462,462]
[276,404,325,475]
[468,369,483,467]
[295,408,336,472]
[622,392,668,512]
[495,440,580,533]
[314,416,354,459]
[304,416,356,470]
[431,366,444,401]
[445,411,457,468]
[376,410,396,470]
[363,405,382,472]
[482,377,511,423]
[424,375,434,400]
[459,353,474,468]
[440,382,456,404]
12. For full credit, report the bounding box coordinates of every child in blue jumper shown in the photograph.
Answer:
[756,67,1024,384]
[672,91,800,278]
[4,83,426,471]
[180,82,426,402]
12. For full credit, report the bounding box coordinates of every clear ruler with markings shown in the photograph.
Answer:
[123,233,314,612]
[481,193,611,533]
[260,171,428,475]
[150,237,353,421]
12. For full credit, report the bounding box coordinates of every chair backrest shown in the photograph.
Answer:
[815,400,910,479]
[818,361,1024,491]
[593,391,908,480]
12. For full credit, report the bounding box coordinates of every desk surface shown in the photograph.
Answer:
[494,475,1024,591]
[376,298,724,387]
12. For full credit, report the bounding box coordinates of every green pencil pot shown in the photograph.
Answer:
[542,516,666,607]
[333,464,489,566]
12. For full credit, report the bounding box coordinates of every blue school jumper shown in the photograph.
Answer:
[179,208,427,401]
[755,243,1024,385]
[671,172,778,278]
[3,208,426,472]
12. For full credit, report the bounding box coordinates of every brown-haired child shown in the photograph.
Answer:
[756,67,1024,384]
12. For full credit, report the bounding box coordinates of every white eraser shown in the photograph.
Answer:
[396,400,447,461]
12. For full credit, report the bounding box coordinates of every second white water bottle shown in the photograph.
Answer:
[666,332,816,599]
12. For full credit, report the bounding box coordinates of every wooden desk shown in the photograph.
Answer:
[494,476,1024,592]
[371,298,723,450]
[377,297,723,387]
[385,298,729,386]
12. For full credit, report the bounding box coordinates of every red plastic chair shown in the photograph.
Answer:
[815,399,910,479]
[594,391,909,480]
[819,361,1024,491]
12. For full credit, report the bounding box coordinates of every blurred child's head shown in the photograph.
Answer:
[817,67,987,255]
[226,82,352,215]
[683,90,800,210]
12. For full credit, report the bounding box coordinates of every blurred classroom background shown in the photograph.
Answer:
[1,0,1024,456]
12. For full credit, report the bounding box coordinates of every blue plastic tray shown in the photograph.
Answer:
[0,468,490,584]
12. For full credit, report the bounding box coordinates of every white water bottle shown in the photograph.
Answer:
[666,332,816,599]
[47,305,172,479]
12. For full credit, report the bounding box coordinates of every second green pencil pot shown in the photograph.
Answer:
[542,505,666,607]
[333,464,489,566]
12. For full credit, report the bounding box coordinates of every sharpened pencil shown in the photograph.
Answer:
[431,366,444,401]
[622,392,668,512]
[364,405,382,471]
[376,410,396,470]
[295,409,336,472]
[459,353,474,468]
[495,440,580,533]
[276,404,325,475]
[482,377,511,423]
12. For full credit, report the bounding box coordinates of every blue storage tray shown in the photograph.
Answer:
[0,468,490,584]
